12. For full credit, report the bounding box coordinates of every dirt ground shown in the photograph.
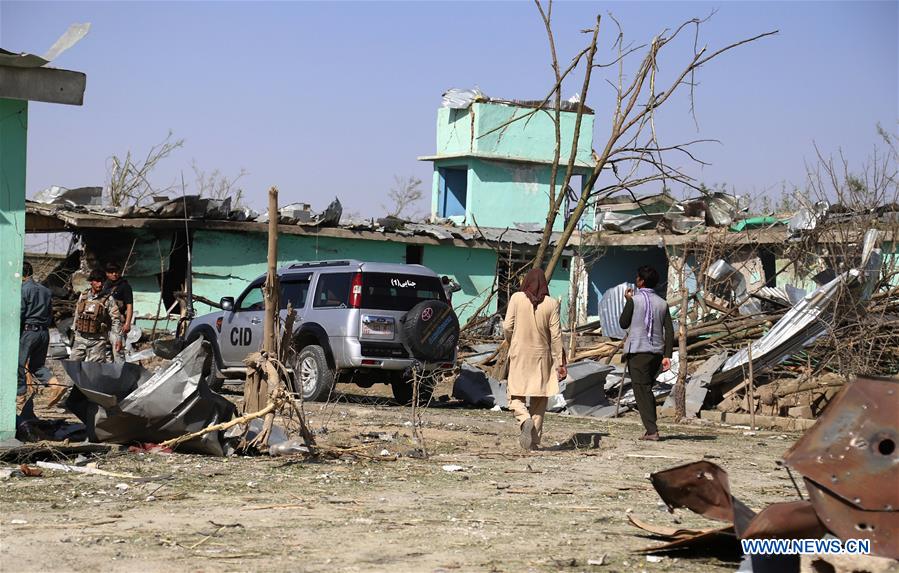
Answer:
[1,379,809,573]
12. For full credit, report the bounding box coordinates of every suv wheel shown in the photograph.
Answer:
[293,345,335,402]
[186,331,224,392]
[390,372,436,406]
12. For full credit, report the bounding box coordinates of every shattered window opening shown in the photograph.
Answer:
[437,167,467,219]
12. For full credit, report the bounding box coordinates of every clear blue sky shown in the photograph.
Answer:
[2,1,897,216]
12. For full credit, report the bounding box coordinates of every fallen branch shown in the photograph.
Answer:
[159,395,283,450]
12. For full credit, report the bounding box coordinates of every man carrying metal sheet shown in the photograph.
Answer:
[620,265,674,441]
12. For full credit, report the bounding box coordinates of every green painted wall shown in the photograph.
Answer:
[436,102,594,165]
[467,158,590,230]
[431,102,595,230]
[548,262,571,321]
[0,98,28,440]
[190,230,410,316]
[436,107,474,156]
[127,229,574,333]
[420,244,498,322]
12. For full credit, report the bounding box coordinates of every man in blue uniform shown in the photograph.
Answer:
[18,261,54,409]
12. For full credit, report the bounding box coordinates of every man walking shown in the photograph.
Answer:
[18,262,54,409]
[102,262,133,362]
[619,265,674,441]
[72,269,122,363]
[503,269,567,450]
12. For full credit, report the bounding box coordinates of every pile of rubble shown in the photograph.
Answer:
[455,228,898,425]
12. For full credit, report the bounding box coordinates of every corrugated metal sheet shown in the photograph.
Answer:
[597,282,634,340]
[713,230,883,386]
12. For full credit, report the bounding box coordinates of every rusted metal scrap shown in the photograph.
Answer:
[782,376,899,560]
[741,501,827,540]
[638,461,831,563]
[629,515,737,555]
[649,460,756,531]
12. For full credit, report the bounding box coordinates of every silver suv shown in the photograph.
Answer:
[185,260,459,403]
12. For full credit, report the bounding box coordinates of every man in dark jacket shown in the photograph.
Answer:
[619,265,675,441]
[19,261,54,407]
[103,262,133,362]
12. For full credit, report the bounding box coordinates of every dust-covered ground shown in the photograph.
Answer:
[0,382,807,573]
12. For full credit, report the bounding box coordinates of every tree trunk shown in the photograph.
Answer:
[263,187,280,355]
[244,187,279,414]
[673,252,688,420]
[567,256,581,358]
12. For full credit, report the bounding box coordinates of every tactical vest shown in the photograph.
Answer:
[75,293,111,335]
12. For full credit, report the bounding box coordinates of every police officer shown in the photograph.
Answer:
[102,262,133,362]
[72,269,121,362]
[18,261,54,408]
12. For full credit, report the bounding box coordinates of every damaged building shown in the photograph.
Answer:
[24,91,602,332]
[1,45,87,442]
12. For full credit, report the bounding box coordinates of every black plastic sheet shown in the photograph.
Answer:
[64,339,236,456]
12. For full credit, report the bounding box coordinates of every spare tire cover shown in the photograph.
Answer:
[402,300,460,362]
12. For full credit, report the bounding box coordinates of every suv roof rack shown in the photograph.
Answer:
[288,260,354,269]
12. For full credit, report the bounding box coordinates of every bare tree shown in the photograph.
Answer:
[790,126,899,378]
[383,175,424,219]
[525,3,777,278]
[192,160,248,208]
[106,131,184,207]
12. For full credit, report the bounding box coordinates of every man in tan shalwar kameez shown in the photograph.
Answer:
[503,268,567,450]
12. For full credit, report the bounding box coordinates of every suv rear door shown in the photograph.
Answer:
[357,272,445,348]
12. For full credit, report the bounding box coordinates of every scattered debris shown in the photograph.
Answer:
[64,339,237,456]
[782,376,899,560]
[35,461,139,479]
[631,377,899,568]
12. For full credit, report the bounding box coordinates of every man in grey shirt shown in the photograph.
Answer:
[19,261,54,406]
[619,265,674,441]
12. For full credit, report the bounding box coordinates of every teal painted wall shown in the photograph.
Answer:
[431,102,595,229]
[190,230,410,316]
[127,229,575,333]
[436,102,594,165]
[436,107,474,156]
[0,98,28,440]
[474,102,594,165]
[468,158,589,230]
[548,262,571,321]
[420,244,498,322]
[432,157,590,230]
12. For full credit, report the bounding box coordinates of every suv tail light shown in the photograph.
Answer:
[349,272,363,308]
